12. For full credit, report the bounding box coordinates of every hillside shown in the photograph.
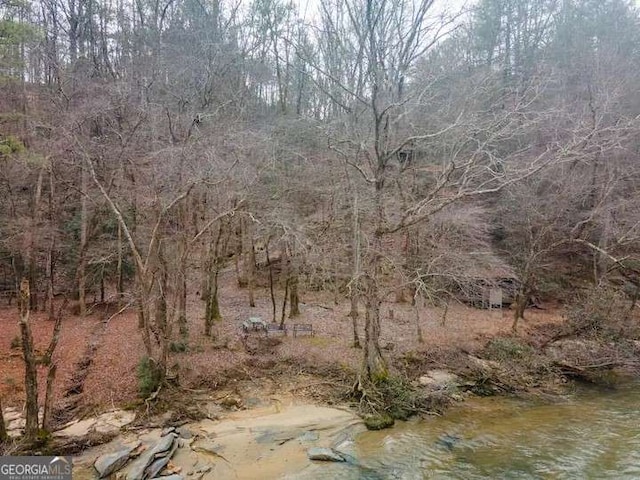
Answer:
[1,0,639,458]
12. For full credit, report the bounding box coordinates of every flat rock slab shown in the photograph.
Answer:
[74,405,363,480]
[125,433,177,480]
[298,431,319,443]
[94,445,137,478]
[307,447,347,462]
[94,410,136,434]
[146,456,171,479]
[54,409,135,439]
[55,418,98,438]
[191,440,224,457]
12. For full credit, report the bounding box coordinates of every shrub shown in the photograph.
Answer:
[137,357,163,398]
[565,287,636,340]
[169,341,188,353]
[357,374,443,430]
[364,414,395,430]
[377,375,417,421]
[484,337,534,362]
[0,135,25,155]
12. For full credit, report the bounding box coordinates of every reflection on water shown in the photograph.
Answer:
[289,383,640,479]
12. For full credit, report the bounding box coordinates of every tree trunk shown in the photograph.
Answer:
[40,298,64,432]
[19,279,39,440]
[176,198,188,338]
[360,173,388,382]
[116,222,124,303]
[137,287,153,357]
[78,162,88,316]
[248,247,256,308]
[234,242,242,287]
[46,238,55,320]
[204,269,221,337]
[266,242,277,323]
[69,0,78,63]
[204,223,226,336]
[242,218,256,307]
[47,168,55,320]
[176,235,188,340]
[137,284,146,329]
[280,244,289,327]
[155,244,169,379]
[177,273,187,338]
[414,300,424,343]
[349,294,361,348]
[289,269,300,317]
[363,284,387,382]
[281,277,289,328]
[28,166,46,311]
[349,187,362,348]
[42,364,56,432]
[512,290,527,331]
[0,397,7,443]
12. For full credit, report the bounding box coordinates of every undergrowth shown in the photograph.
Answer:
[137,357,163,398]
[354,374,451,430]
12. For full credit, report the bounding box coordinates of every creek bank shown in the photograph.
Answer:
[71,403,363,479]
[4,324,638,468]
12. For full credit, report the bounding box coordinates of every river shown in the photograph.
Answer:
[290,383,640,479]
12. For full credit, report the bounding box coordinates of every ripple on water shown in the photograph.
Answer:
[336,385,640,480]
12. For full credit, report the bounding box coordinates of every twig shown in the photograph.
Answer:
[105,300,135,325]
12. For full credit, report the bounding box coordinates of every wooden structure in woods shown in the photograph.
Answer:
[0,261,15,304]
[485,287,503,310]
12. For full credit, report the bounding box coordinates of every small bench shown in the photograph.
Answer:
[266,324,287,336]
[292,324,313,337]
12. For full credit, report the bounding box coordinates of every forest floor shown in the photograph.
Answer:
[0,268,574,418]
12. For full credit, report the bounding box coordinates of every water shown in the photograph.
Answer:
[292,383,640,479]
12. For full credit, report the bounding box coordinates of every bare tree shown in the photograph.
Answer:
[84,152,194,381]
[18,279,38,440]
[303,0,563,383]
[16,278,64,440]
[204,217,232,336]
